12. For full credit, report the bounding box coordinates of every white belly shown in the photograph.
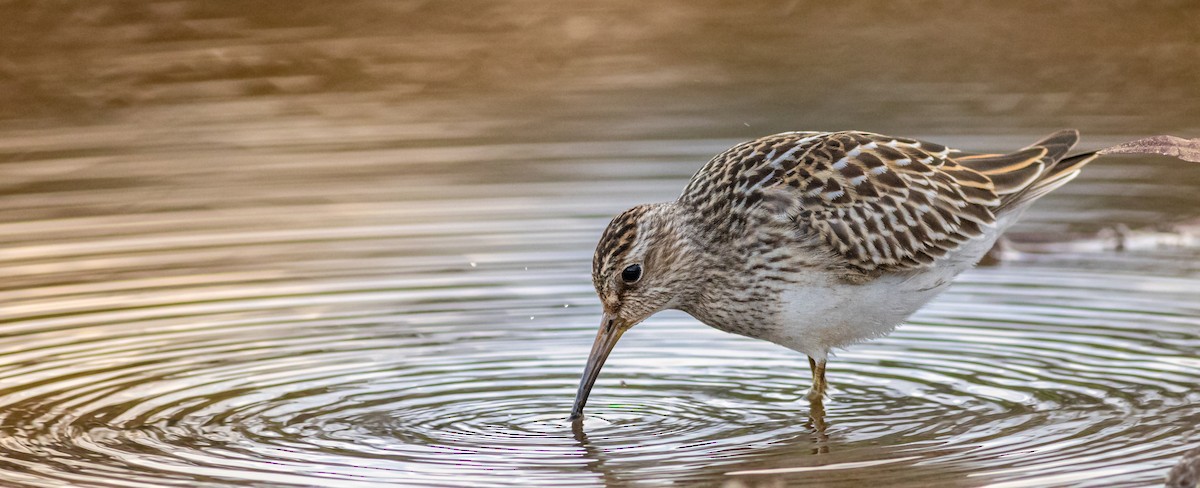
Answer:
[765,226,1008,360]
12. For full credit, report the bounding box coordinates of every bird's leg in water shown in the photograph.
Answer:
[808,356,827,401]
[806,355,831,453]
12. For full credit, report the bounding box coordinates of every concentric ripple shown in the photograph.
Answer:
[2,124,1200,488]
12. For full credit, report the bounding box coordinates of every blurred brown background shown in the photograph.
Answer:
[0,2,1198,488]
[2,0,1197,138]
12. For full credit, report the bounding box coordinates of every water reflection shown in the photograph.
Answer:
[1,1,1199,487]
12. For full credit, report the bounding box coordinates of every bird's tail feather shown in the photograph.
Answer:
[998,132,1200,211]
[998,151,1097,210]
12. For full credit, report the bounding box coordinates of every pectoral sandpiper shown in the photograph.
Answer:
[569,129,1199,421]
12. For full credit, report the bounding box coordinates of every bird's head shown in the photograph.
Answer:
[592,203,694,323]
[569,202,697,420]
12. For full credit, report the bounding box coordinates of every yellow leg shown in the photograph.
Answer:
[807,356,827,401]
[806,356,829,450]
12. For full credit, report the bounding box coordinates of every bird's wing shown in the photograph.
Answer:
[683,130,1074,274]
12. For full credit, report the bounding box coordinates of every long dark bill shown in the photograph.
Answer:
[568,313,628,421]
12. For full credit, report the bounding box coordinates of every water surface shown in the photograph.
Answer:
[1,2,1199,487]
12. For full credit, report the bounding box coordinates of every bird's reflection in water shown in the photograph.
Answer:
[570,417,624,487]
[805,395,830,455]
[569,396,834,484]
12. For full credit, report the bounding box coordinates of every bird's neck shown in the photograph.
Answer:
[663,204,743,318]
[668,202,795,337]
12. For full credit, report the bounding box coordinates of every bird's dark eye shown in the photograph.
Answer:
[621,264,642,283]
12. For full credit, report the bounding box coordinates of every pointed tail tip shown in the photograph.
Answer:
[1029,129,1081,155]
[1097,135,1200,163]
[1048,128,1081,141]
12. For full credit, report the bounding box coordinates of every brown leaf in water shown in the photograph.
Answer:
[1098,135,1200,162]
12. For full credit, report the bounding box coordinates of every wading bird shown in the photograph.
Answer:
[569,130,1198,421]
